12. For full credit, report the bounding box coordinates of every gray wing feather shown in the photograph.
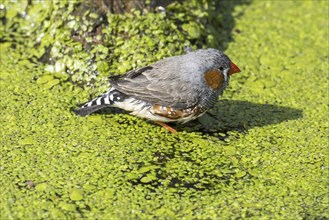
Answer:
[110,58,199,109]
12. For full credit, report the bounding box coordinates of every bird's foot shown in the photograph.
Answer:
[155,121,177,133]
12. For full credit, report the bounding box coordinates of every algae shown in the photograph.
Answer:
[1,0,328,219]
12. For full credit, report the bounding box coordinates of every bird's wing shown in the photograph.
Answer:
[109,58,200,109]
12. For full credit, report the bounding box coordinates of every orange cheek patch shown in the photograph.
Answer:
[204,69,224,90]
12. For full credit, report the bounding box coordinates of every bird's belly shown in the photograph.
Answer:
[113,98,175,122]
[113,98,206,123]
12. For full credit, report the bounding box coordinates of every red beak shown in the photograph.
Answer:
[229,62,241,76]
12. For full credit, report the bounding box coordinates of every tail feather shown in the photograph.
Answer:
[74,89,126,116]
[74,104,108,116]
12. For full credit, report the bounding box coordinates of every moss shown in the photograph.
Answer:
[1,0,227,96]
[1,0,328,219]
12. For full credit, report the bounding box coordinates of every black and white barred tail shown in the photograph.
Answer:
[74,89,127,116]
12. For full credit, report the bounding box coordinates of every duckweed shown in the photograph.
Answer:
[0,0,328,219]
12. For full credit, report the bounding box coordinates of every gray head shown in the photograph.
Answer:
[176,48,240,109]
[178,48,240,87]
[185,48,240,80]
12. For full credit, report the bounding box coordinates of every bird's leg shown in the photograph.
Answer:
[155,121,177,133]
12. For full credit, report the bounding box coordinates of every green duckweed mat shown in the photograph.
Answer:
[1,0,328,219]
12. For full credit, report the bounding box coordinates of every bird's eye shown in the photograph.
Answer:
[219,67,224,71]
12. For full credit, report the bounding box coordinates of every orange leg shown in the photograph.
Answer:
[155,121,177,133]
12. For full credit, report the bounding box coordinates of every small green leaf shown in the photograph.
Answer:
[235,171,247,178]
[59,202,76,211]
[36,75,54,84]
[19,137,36,145]
[35,183,48,191]
[140,174,157,183]
[224,146,236,156]
[182,22,201,39]
[70,189,84,201]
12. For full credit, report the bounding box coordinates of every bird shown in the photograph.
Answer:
[74,48,240,133]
